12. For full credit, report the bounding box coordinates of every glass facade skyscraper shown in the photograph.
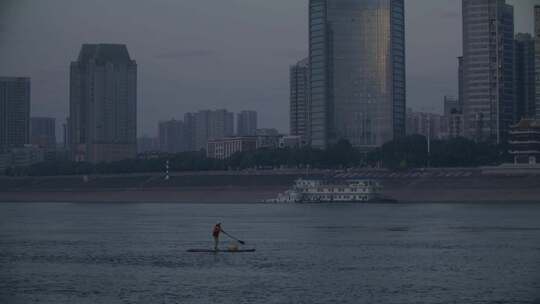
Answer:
[535,6,540,120]
[309,0,405,149]
[462,0,514,143]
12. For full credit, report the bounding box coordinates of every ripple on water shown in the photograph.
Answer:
[1,202,540,303]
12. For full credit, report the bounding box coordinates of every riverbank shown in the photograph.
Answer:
[1,168,540,203]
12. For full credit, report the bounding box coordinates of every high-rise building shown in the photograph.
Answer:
[237,110,258,136]
[63,118,69,149]
[158,119,186,153]
[458,56,464,108]
[535,6,540,120]
[0,77,30,153]
[69,44,137,163]
[462,0,514,143]
[209,109,234,139]
[290,58,310,139]
[137,136,159,154]
[406,109,445,140]
[194,110,211,151]
[189,109,235,151]
[309,0,406,149]
[183,112,197,151]
[514,33,536,120]
[30,117,56,149]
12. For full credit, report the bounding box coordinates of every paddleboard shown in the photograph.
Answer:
[187,249,256,253]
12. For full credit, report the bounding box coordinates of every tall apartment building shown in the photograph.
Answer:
[30,117,56,149]
[406,109,445,140]
[237,110,258,136]
[183,112,197,151]
[535,6,540,119]
[290,58,310,139]
[0,77,30,153]
[514,33,536,120]
[309,0,406,149]
[209,109,234,139]
[137,136,159,154]
[462,0,514,143]
[189,109,234,151]
[158,119,186,153]
[69,44,137,163]
[193,110,211,151]
[443,96,464,139]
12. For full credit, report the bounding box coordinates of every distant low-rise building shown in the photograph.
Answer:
[509,119,540,165]
[11,146,45,167]
[256,135,281,150]
[207,137,257,159]
[253,128,283,149]
[279,135,305,149]
[256,128,280,137]
[0,145,45,172]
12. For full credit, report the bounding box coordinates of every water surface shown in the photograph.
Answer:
[1,202,540,303]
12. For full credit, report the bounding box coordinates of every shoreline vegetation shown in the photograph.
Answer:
[4,136,506,177]
[1,167,540,203]
[1,137,536,203]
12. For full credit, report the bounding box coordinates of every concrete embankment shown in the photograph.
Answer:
[1,168,539,203]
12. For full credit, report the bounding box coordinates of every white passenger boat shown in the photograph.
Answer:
[265,178,389,203]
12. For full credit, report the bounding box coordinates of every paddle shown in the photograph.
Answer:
[221,230,246,245]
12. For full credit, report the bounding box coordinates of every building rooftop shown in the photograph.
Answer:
[77,44,134,65]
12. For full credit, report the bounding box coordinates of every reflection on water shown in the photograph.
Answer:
[1,202,540,303]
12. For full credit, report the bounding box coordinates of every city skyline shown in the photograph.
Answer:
[0,0,536,138]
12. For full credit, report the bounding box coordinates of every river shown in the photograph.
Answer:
[1,202,539,303]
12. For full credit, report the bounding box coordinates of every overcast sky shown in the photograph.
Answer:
[0,0,537,137]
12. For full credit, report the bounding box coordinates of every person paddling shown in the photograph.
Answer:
[212,223,222,251]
